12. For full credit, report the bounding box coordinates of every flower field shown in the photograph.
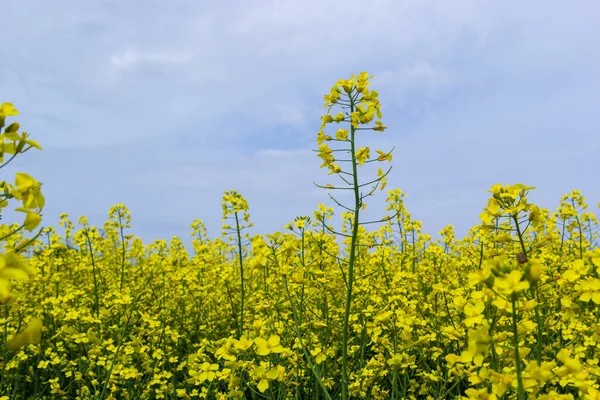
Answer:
[1,73,599,399]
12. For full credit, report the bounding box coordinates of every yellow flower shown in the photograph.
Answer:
[4,131,42,152]
[468,263,494,288]
[337,79,354,94]
[0,102,19,117]
[7,318,43,351]
[189,362,219,383]
[586,387,600,400]
[372,120,386,131]
[555,349,581,376]
[0,137,16,160]
[328,164,341,175]
[487,198,501,215]
[350,111,360,128]
[254,365,279,393]
[332,112,345,122]
[387,353,405,369]
[377,168,387,191]
[480,210,495,225]
[461,323,491,366]
[176,389,191,400]
[335,129,349,141]
[493,270,530,297]
[321,115,334,124]
[354,147,370,166]
[578,278,600,304]
[255,335,284,356]
[14,207,42,231]
[234,336,254,352]
[465,387,497,400]
[464,301,485,327]
[310,346,327,364]
[324,86,341,106]
[563,259,589,282]
[316,144,335,169]
[214,337,237,361]
[523,360,556,385]
[12,172,45,209]
[0,252,33,303]
[375,150,392,162]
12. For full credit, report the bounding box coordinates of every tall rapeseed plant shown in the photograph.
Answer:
[222,190,253,337]
[315,72,393,400]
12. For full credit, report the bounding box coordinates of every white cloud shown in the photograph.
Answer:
[2,0,600,245]
[270,103,311,128]
[109,50,139,69]
[256,149,312,158]
[109,49,193,72]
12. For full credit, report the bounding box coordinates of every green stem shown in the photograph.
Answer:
[282,275,332,400]
[234,212,245,336]
[341,95,359,400]
[118,214,127,291]
[84,228,100,318]
[511,296,525,400]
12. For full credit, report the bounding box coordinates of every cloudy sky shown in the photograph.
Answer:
[2,0,599,248]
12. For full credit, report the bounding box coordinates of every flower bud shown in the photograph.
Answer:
[484,274,495,289]
[15,138,26,153]
[4,122,19,133]
[526,261,543,283]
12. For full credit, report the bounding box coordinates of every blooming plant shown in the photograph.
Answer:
[0,102,45,358]
[0,77,599,399]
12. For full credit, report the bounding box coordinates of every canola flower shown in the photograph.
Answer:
[0,79,599,399]
[0,102,45,359]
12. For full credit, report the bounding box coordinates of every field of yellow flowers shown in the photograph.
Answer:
[1,73,599,399]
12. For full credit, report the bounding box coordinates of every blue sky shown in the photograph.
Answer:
[2,0,599,248]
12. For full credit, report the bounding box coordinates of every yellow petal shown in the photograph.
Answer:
[0,279,11,303]
[0,103,19,117]
[1,142,15,155]
[27,139,42,150]
[16,172,37,189]
[0,268,30,282]
[6,318,42,351]
[266,368,279,380]
[3,131,20,140]
[257,378,269,393]
[254,338,270,356]
[253,366,266,378]
[23,211,42,231]
[24,318,42,343]
[3,252,25,270]
[6,332,28,351]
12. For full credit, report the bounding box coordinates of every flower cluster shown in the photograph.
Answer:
[1,79,599,400]
[0,102,44,353]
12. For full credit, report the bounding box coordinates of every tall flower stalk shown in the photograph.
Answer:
[314,72,393,399]
[222,190,253,336]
